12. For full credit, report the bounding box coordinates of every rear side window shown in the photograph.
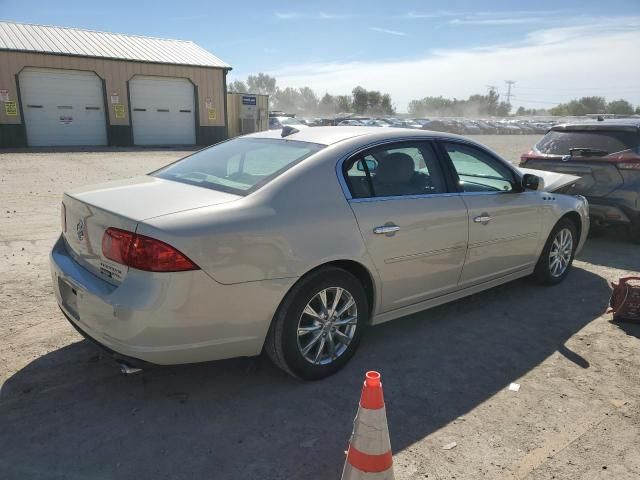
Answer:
[154,138,324,194]
[344,142,447,198]
[536,130,639,155]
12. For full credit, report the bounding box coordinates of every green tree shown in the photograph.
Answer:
[272,87,301,112]
[579,96,607,114]
[335,95,352,113]
[318,93,337,114]
[298,87,319,112]
[247,73,277,95]
[367,90,382,112]
[496,101,512,117]
[606,99,634,115]
[351,86,368,114]
[228,80,248,93]
[380,93,394,115]
[551,96,607,116]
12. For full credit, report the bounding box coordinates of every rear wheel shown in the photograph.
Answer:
[534,219,578,285]
[264,267,368,380]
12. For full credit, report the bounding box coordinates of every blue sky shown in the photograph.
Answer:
[3,0,640,111]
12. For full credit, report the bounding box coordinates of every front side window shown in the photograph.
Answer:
[442,142,516,193]
[344,142,447,198]
[154,138,324,194]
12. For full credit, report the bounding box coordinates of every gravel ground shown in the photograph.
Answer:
[1,135,639,480]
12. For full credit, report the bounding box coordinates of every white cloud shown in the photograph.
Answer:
[274,11,302,20]
[450,17,543,25]
[369,27,407,36]
[268,19,640,111]
[274,11,351,20]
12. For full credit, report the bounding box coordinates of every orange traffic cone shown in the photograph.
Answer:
[341,371,394,479]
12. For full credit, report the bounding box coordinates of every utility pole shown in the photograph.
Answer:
[505,80,516,104]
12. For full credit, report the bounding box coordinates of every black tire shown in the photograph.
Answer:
[534,218,578,285]
[264,266,368,380]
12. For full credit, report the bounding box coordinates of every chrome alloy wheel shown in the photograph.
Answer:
[549,227,573,278]
[297,287,358,365]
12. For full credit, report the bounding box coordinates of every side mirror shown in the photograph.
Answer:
[522,173,544,191]
[357,158,377,172]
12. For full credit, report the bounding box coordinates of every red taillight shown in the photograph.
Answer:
[519,150,540,166]
[102,228,199,272]
[102,228,134,265]
[61,202,67,232]
[607,151,640,171]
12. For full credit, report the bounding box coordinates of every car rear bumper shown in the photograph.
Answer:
[588,203,632,225]
[50,235,296,365]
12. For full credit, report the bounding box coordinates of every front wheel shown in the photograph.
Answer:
[264,267,368,380]
[534,219,578,285]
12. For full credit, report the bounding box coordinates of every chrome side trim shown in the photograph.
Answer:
[468,231,538,248]
[384,245,465,264]
[349,192,461,203]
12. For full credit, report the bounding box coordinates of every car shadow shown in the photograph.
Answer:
[0,266,609,480]
[577,228,638,272]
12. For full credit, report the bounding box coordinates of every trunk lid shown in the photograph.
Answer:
[62,176,240,285]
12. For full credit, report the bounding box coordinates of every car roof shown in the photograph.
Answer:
[245,126,461,146]
[552,118,640,132]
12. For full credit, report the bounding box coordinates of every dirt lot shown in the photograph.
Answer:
[1,135,639,479]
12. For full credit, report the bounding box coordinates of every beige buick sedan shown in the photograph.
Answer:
[51,127,589,379]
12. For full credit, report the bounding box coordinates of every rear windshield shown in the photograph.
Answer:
[153,138,324,194]
[536,130,639,155]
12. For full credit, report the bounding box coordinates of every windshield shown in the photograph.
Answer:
[536,130,639,156]
[153,138,324,194]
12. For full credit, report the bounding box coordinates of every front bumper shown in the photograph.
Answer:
[50,235,296,365]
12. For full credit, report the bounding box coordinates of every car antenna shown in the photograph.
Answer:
[281,126,299,137]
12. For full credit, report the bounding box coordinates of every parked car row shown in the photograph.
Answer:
[271,114,554,135]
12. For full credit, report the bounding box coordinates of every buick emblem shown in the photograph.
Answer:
[76,219,85,241]
[561,155,571,162]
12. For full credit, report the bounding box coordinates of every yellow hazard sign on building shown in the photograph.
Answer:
[208,108,216,120]
[114,104,125,119]
[5,101,17,116]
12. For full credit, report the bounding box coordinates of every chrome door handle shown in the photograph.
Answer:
[474,215,493,223]
[373,225,400,234]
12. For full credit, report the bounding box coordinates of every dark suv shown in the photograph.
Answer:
[520,119,640,243]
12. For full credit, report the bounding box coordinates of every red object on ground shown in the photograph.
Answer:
[342,371,395,479]
[610,277,640,323]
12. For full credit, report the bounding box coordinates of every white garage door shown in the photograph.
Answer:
[130,76,196,145]
[19,68,107,146]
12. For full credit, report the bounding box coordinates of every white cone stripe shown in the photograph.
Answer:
[342,462,395,480]
[349,407,391,456]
